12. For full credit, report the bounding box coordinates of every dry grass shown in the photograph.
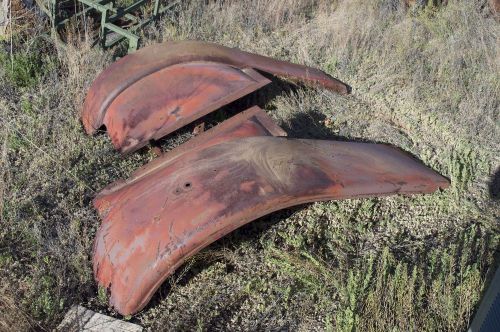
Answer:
[0,282,32,331]
[0,0,499,331]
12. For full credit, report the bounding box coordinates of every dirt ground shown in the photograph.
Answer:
[0,0,499,331]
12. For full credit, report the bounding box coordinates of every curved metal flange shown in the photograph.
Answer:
[93,108,449,315]
[99,106,287,196]
[102,62,271,153]
[82,40,351,138]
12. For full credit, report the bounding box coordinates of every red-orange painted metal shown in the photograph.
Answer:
[103,62,271,153]
[101,106,286,194]
[82,41,350,151]
[92,107,449,316]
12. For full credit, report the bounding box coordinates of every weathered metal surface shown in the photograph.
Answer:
[102,62,271,153]
[82,40,351,138]
[93,108,449,315]
[100,106,286,195]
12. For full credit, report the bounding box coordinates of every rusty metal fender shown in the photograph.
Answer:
[92,107,449,315]
[82,40,351,141]
[102,62,271,153]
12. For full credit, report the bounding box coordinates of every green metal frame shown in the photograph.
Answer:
[49,0,180,53]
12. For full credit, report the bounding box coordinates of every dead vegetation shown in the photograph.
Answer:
[0,0,499,331]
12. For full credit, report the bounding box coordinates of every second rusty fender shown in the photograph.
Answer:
[102,63,271,153]
[82,40,351,153]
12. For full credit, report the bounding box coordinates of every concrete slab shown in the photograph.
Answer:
[0,0,8,38]
[57,305,143,332]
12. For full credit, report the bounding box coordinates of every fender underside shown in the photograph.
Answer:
[82,41,351,152]
[92,107,449,315]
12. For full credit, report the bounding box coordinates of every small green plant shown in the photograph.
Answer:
[97,285,109,305]
[31,275,60,319]
[20,98,34,116]
[0,51,41,88]
[7,131,28,151]
[0,38,56,88]
[0,253,13,268]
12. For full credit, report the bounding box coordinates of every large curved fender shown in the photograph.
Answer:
[82,40,351,139]
[93,112,449,315]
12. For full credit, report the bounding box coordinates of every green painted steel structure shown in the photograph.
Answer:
[47,0,180,53]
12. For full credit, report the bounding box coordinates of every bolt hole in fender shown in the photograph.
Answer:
[92,107,449,315]
[81,41,351,153]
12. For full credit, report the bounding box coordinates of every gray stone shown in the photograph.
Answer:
[0,0,8,37]
[57,305,143,332]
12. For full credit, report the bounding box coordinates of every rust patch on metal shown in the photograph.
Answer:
[101,62,271,153]
[82,41,351,146]
[98,106,286,197]
[92,107,449,315]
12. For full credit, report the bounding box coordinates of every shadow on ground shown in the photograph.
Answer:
[489,167,499,200]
